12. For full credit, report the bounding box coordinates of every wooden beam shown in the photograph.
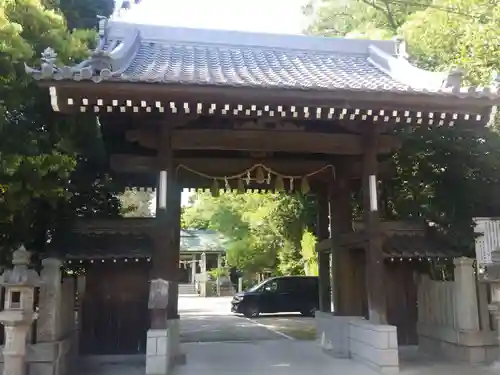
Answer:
[109,155,395,178]
[51,82,495,115]
[126,129,400,155]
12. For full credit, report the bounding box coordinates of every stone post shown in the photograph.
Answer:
[191,255,196,285]
[0,246,41,375]
[238,278,243,293]
[216,254,222,297]
[37,258,63,342]
[453,257,480,331]
[480,248,500,367]
[199,253,207,297]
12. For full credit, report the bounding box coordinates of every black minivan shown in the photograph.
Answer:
[231,276,319,318]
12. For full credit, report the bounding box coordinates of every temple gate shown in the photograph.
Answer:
[26,14,500,375]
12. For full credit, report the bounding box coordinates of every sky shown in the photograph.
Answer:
[119,0,311,209]
[118,0,310,34]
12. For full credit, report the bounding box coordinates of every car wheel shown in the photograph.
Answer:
[300,308,316,317]
[243,305,260,318]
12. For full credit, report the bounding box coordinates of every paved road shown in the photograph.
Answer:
[179,295,289,342]
[256,314,316,340]
[80,295,496,375]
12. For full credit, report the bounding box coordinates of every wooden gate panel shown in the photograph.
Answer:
[385,262,418,346]
[80,262,150,355]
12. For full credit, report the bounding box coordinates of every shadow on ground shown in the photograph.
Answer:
[181,314,287,343]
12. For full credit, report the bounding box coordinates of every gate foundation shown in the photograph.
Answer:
[146,319,184,375]
[316,313,399,374]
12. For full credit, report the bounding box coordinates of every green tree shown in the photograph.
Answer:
[0,0,118,258]
[304,0,429,37]
[401,0,500,85]
[120,190,153,217]
[301,230,318,276]
[306,0,500,252]
[182,191,317,275]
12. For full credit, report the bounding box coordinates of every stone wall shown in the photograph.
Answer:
[316,312,353,358]
[417,257,498,364]
[59,278,76,340]
[316,313,399,374]
[32,261,78,375]
[0,326,77,375]
[348,319,399,374]
[418,324,498,363]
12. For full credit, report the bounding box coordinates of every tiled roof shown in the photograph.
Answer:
[180,229,227,253]
[350,221,466,258]
[121,42,409,92]
[383,234,461,259]
[24,19,500,98]
[54,229,226,260]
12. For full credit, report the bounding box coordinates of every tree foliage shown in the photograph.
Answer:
[0,0,118,257]
[306,0,500,253]
[182,192,316,275]
[304,0,429,38]
[120,190,153,217]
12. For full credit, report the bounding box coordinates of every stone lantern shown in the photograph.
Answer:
[479,247,500,367]
[0,245,42,375]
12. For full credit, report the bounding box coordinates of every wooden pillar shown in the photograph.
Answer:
[330,166,364,316]
[362,127,387,324]
[317,187,331,313]
[149,125,181,329]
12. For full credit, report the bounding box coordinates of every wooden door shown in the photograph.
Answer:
[385,262,418,345]
[80,261,150,355]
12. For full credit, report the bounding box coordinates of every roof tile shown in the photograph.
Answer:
[122,42,410,92]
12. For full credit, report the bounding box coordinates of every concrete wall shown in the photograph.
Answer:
[316,313,399,374]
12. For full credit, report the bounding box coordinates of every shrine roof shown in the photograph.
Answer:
[51,226,227,260]
[383,234,460,259]
[351,221,466,259]
[25,19,500,99]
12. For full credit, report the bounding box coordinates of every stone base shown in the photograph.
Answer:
[0,333,77,375]
[418,332,499,364]
[315,312,356,358]
[315,313,399,374]
[146,319,185,375]
[417,323,499,364]
[348,319,399,374]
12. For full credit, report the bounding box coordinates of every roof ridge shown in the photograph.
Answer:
[107,20,398,56]
[137,38,371,57]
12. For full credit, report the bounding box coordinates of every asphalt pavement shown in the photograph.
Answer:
[178,295,316,342]
[78,295,494,375]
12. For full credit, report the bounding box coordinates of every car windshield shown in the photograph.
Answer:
[247,279,271,292]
